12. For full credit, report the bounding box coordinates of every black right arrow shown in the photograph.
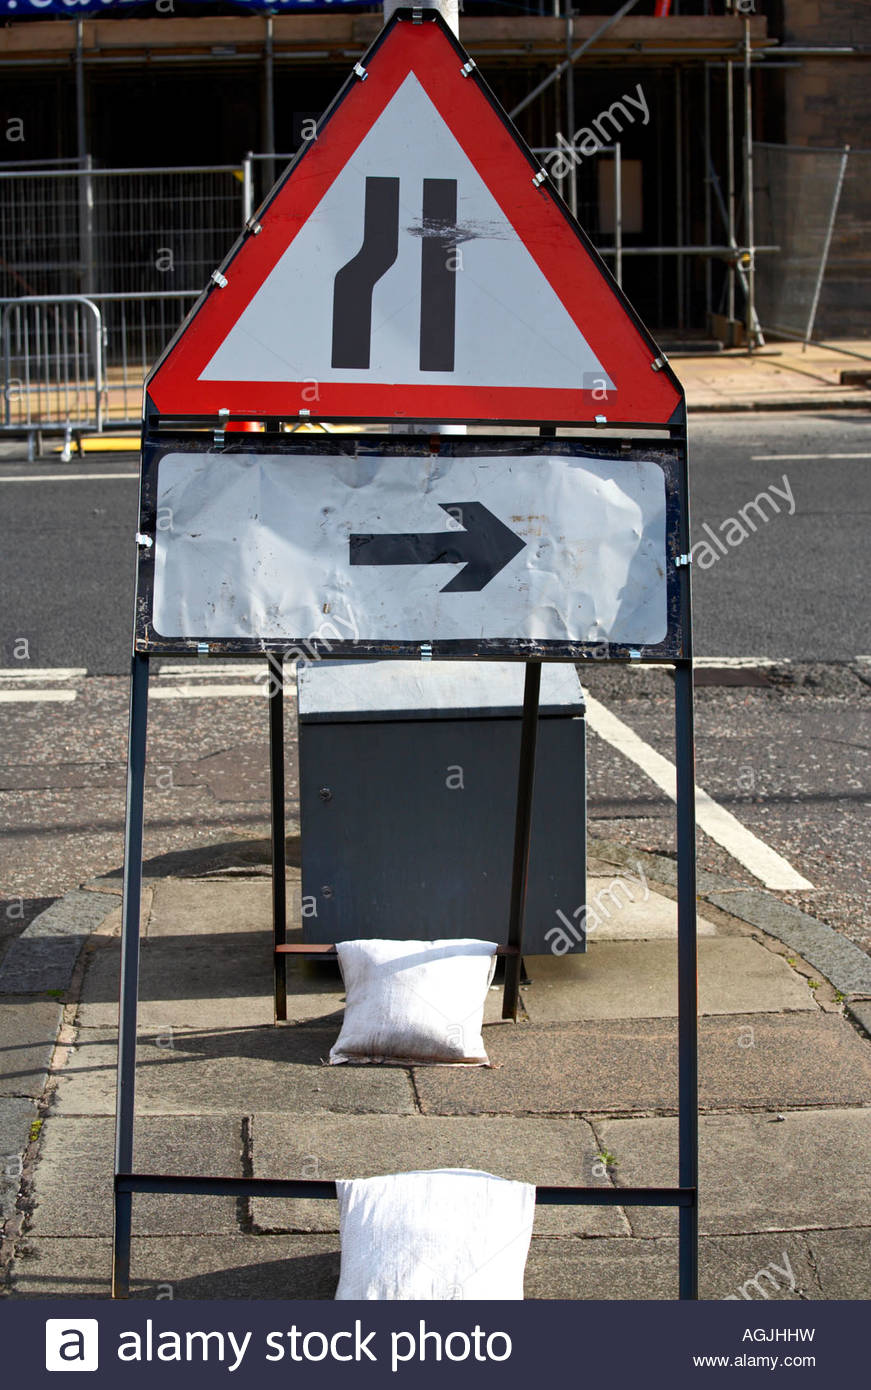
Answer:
[349,501,526,593]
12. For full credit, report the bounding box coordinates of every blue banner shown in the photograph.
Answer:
[4,0,373,16]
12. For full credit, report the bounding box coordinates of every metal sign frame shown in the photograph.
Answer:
[112,9,697,1308]
[113,415,698,1304]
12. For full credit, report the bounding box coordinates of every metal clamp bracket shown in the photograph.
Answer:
[214,407,230,447]
[460,59,476,77]
[675,553,693,568]
[134,532,153,550]
[532,169,548,187]
[420,642,433,662]
[210,270,228,289]
[353,62,368,81]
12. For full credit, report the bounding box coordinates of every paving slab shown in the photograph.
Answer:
[846,999,871,1039]
[0,997,63,1097]
[804,1228,871,1299]
[28,1116,242,1237]
[53,1025,417,1116]
[522,938,815,1022]
[0,1096,37,1221]
[525,1236,678,1300]
[414,1014,871,1114]
[74,935,344,1030]
[146,878,274,938]
[707,890,871,997]
[9,1235,341,1300]
[697,1232,820,1301]
[75,932,512,1031]
[0,891,117,993]
[249,1113,624,1238]
[576,878,718,940]
[596,1109,871,1237]
[11,1229,829,1300]
[525,1230,820,1301]
[76,934,516,1034]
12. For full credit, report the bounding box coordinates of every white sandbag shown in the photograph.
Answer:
[335,1168,535,1300]
[330,938,498,1065]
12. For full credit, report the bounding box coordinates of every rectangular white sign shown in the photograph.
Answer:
[152,451,668,646]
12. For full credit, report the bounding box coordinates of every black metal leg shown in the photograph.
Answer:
[502,661,542,1020]
[112,652,149,1299]
[269,653,287,1021]
[675,658,699,1299]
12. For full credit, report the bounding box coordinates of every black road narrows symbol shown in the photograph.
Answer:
[349,502,525,593]
[331,176,400,369]
[419,178,457,372]
[331,176,459,372]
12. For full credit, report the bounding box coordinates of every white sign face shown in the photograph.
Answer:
[199,74,613,395]
[152,452,667,646]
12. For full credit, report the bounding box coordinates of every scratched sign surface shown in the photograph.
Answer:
[146,448,673,653]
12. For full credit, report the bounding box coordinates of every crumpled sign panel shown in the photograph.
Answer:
[151,451,669,648]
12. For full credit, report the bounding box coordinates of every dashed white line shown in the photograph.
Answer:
[583,692,814,893]
[0,668,86,681]
[0,689,77,704]
[0,473,138,483]
[750,452,871,461]
[150,683,275,700]
[153,664,299,697]
[157,663,269,678]
[693,656,786,668]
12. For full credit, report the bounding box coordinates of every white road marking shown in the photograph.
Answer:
[0,668,86,681]
[0,473,138,483]
[750,452,871,461]
[0,689,77,704]
[157,664,273,679]
[583,692,814,892]
[150,683,277,700]
[694,656,786,668]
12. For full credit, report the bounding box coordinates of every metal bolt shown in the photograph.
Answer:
[318,787,332,802]
[321,886,334,899]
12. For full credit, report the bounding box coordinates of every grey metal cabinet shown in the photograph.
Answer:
[297,661,586,954]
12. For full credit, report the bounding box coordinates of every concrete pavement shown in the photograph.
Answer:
[1,839,869,1301]
[674,338,871,412]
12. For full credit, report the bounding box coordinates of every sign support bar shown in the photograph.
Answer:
[111,652,149,1301]
[676,659,699,1300]
[502,660,541,1021]
[268,652,288,1021]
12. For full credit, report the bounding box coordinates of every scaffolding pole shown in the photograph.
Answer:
[743,15,756,352]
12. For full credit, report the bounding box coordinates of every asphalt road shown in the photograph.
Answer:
[687,411,871,660]
[0,411,868,964]
[0,412,869,673]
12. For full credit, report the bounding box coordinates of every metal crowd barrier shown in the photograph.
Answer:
[0,290,203,455]
[1,295,104,460]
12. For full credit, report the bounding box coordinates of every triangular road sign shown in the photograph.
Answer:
[147,10,683,426]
